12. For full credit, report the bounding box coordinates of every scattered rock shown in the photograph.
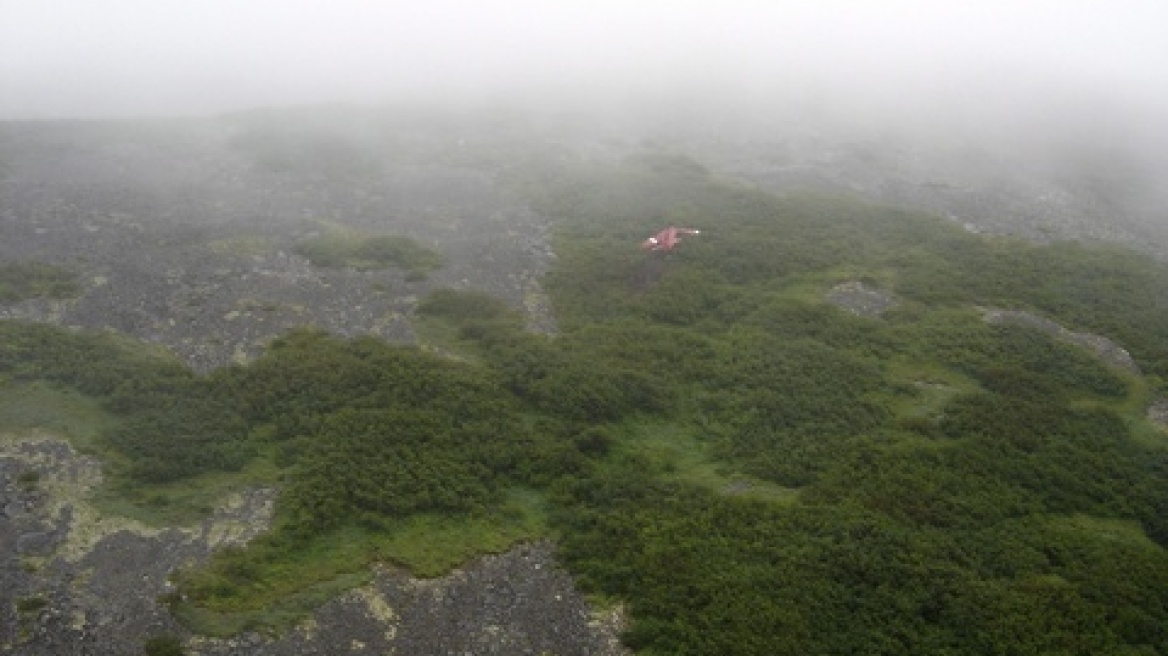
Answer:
[1146,398,1168,427]
[723,480,753,495]
[0,121,559,371]
[0,436,626,655]
[826,280,897,317]
[15,531,57,556]
[980,307,1140,373]
[191,544,627,656]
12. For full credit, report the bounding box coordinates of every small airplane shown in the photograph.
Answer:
[640,226,700,252]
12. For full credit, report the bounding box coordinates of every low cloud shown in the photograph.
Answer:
[1,0,1165,167]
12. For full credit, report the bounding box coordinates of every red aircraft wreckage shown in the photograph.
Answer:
[640,226,701,252]
[635,226,701,289]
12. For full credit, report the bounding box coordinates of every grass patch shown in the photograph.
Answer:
[15,596,48,613]
[295,225,442,278]
[774,266,893,303]
[1107,375,1168,450]
[206,235,273,258]
[1045,514,1163,550]
[91,445,281,527]
[142,634,186,656]
[411,287,528,361]
[374,494,548,577]
[172,488,548,635]
[16,469,39,490]
[0,380,119,449]
[617,421,799,504]
[0,261,79,302]
[171,569,371,638]
[409,315,482,363]
[881,359,980,421]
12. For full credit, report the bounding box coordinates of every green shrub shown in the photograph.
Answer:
[0,262,79,303]
[143,634,185,656]
[295,232,442,277]
[15,596,48,613]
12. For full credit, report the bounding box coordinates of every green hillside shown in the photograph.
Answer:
[2,153,1166,653]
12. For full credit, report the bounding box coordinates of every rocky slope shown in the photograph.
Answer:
[0,114,598,655]
[0,116,557,372]
[0,435,275,655]
[695,129,1168,257]
[0,435,626,655]
[2,108,1166,654]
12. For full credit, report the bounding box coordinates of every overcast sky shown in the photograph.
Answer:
[1,0,1166,130]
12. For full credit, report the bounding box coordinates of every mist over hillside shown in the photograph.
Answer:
[3,1,1166,248]
[4,3,1168,655]
[5,111,1168,653]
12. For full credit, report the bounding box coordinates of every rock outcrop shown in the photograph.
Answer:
[0,435,626,655]
[826,280,897,317]
[191,545,626,656]
[0,121,558,372]
[980,307,1140,373]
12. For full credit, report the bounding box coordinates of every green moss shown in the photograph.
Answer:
[171,489,546,635]
[0,262,79,303]
[615,421,799,504]
[15,596,48,613]
[0,380,119,450]
[16,469,39,490]
[206,235,272,258]
[294,227,442,278]
[142,634,185,656]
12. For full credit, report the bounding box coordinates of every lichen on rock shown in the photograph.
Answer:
[826,280,897,317]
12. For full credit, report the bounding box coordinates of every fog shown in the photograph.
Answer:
[2,1,1165,125]
[3,1,1168,198]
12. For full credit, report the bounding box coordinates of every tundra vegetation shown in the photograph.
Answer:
[0,261,79,303]
[2,154,1167,654]
[294,226,443,280]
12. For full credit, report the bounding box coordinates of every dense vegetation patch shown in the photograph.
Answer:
[294,228,443,279]
[142,634,185,656]
[518,152,1168,654]
[0,261,79,303]
[4,150,1168,652]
